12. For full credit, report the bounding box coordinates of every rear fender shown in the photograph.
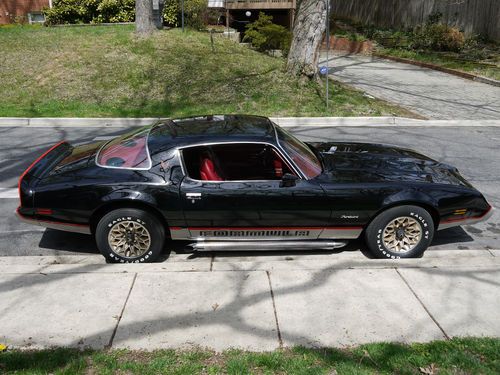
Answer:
[90,190,166,233]
[18,141,71,208]
[100,189,158,207]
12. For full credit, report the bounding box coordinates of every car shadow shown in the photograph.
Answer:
[431,226,475,245]
[38,229,99,255]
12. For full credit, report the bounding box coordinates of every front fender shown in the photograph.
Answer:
[369,189,441,227]
[382,189,439,209]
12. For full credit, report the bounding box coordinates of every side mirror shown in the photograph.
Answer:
[280,173,299,188]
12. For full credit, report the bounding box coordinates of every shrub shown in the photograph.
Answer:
[163,0,207,29]
[409,12,465,52]
[410,23,465,52]
[95,0,135,23]
[243,13,291,57]
[44,0,135,25]
[45,0,208,28]
[163,0,179,27]
[43,0,89,25]
[184,0,207,29]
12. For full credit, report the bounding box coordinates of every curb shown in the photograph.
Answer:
[374,53,500,87]
[0,251,497,268]
[0,117,500,128]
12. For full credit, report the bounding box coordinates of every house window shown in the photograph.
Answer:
[28,12,45,24]
[181,143,294,181]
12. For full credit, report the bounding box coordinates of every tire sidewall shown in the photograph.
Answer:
[96,209,164,263]
[367,206,434,259]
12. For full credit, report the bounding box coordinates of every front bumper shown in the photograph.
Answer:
[438,206,495,230]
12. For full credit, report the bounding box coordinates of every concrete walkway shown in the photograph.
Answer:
[1,251,499,351]
[319,53,500,120]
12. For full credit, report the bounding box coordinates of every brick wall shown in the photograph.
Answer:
[0,0,50,24]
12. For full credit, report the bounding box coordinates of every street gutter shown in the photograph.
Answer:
[1,117,500,128]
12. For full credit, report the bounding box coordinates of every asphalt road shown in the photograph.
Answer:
[0,125,499,258]
[320,53,500,120]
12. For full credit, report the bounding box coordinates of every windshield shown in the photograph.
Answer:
[275,126,322,179]
[96,127,151,169]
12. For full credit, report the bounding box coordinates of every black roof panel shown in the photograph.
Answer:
[148,115,277,155]
[172,115,274,137]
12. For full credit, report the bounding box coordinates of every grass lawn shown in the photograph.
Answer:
[378,48,500,81]
[0,25,415,118]
[1,338,499,374]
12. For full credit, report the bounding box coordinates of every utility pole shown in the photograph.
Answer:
[226,0,229,39]
[325,0,330,110]
[181,0,185,32]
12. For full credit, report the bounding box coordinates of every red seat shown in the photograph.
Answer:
[200,157,223,181]
[273,158,283,178]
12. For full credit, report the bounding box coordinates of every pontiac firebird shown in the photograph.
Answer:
[17,115,493,262]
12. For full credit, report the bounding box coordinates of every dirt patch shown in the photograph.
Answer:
[321,36,374,54]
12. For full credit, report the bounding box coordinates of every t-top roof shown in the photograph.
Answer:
[171,115,274,137]
[148,115,277,154]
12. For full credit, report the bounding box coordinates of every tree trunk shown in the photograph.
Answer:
[287,0,327,78]
[135,0,156,35]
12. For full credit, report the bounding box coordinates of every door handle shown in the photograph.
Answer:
[186,192,202,202]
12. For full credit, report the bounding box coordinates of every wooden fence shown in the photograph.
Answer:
[331,0,500,41]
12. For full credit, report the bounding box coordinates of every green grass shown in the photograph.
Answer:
[0,25,415,118]
[379,47,500,81]
[1,338,499,374]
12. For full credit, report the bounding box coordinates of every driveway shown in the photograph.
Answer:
[319,53,500,120]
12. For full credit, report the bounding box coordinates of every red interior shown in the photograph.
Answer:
[273,158,283,178]
[200,157,223,181]
[98,138,148,168]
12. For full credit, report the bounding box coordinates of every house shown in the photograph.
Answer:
[0,0,51,24]
[210,0,296,32]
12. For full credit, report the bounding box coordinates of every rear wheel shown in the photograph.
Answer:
[365,205,434,259]
[95,208,165,263]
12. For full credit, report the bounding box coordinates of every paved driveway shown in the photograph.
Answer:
[319,53,500,120]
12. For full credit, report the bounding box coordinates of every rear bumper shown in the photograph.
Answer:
[438,206,495,230]
[16,208,91,235]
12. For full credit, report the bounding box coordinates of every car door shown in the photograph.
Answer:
[177,142,330,240]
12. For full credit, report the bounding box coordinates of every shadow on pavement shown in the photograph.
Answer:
[38,230,99,255]
[431,227,474,246]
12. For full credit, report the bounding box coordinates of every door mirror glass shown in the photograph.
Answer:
[280,173,299,188]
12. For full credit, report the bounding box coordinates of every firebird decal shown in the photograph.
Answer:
[169,226,364,240]
[200,230,311,237]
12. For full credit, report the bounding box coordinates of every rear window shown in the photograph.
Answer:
[96,128,151,169]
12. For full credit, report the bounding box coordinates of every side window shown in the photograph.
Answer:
[182,144,294,181]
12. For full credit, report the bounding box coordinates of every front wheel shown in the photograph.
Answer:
[95,208,165,263]
[365,205,434,259]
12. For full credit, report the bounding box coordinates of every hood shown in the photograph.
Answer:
[312,142,472,187]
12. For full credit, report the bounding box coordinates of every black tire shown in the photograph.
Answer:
[365,205,434,259]
[95,208,165,263]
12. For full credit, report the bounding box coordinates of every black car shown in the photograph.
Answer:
[17,115,493,262]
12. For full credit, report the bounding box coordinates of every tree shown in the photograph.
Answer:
[287,0,328,78]
[135,0,156,35]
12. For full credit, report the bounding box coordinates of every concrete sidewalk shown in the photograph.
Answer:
[1,251,499,351]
